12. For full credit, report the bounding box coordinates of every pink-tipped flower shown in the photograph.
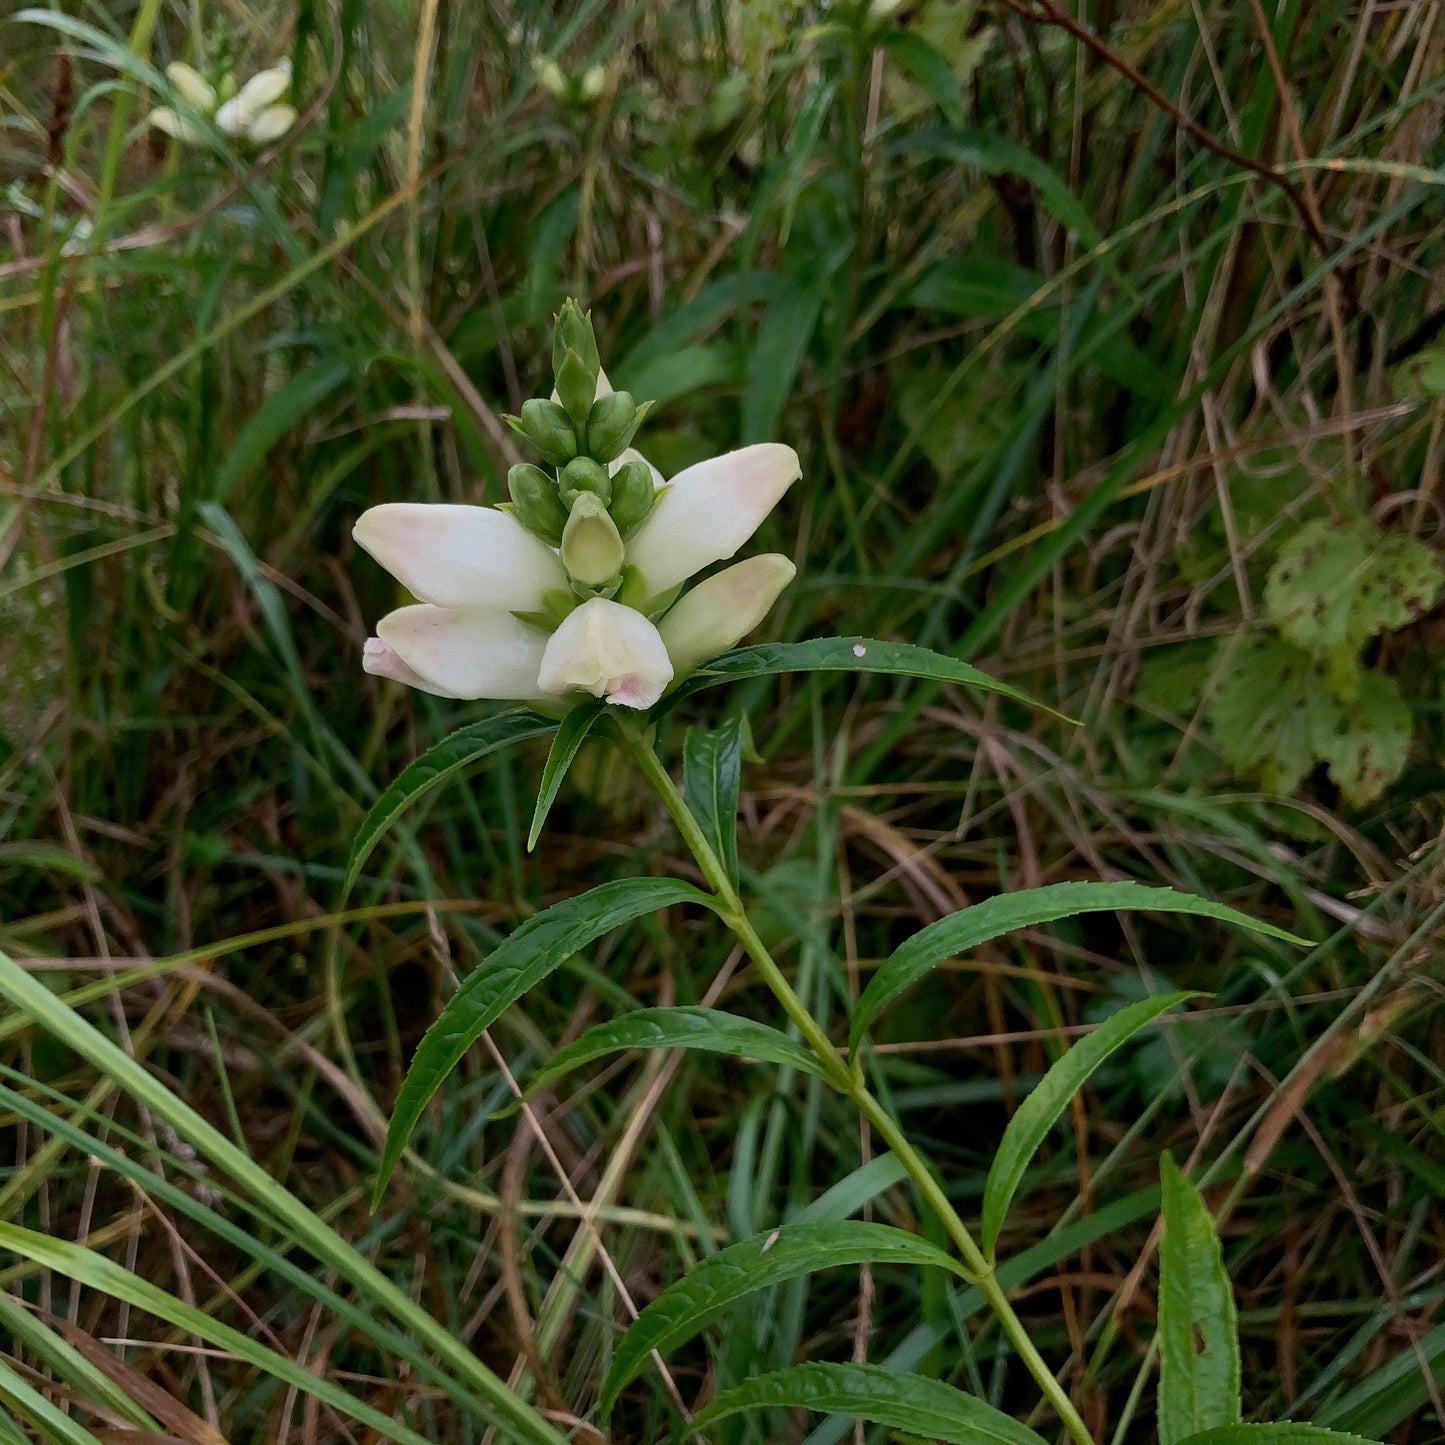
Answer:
[536,598,674,710]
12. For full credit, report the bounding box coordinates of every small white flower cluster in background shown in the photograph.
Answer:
[356,300,799,712]
[148,58,296,146]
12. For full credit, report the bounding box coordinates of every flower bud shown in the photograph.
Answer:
[553,298,601,382]
[585,391,643,462]
[559,456,612,508]
[519,397,578,465]
[507,463,569,545]
[561,494,626,588]
[607,458,657,536]
[555,346,597,426]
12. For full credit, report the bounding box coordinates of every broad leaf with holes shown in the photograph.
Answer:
[1158,1153,1241,1444]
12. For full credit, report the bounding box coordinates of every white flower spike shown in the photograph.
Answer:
[356,298,798,710]
[148,56,295,146]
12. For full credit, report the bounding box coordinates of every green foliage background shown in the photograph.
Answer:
[1,0,1444,1439]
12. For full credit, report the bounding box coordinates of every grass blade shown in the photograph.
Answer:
[0,949,569,1445]
[0,1223,432,1445]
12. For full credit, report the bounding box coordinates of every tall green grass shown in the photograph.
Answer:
[1,0,1443,1439]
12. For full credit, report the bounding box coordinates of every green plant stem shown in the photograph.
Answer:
[622,732,1095,1445]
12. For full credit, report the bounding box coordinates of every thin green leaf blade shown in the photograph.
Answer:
[691,1362,1049,1445]
[527,700,604,851]
[852,880,1306,1051]
[980,991,1196,1255]
[599,1221,966,1413]
[377,878,712,1198]
[345,711,555,893]
[211,359,350,506]
[682,712,746,888]
[1316,1320,1445,1435]
[1159,1153,1242,1444]
[525,1006,823,1099]
[665,637,1063,717]
[879,32,967,127]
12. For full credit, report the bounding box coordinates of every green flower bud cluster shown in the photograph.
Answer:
[504,299,659,598]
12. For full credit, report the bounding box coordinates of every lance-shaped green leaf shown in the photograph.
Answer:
[527,699,604,850]
[346,710,555,893]
[1159,1153,1242,1444]
[1177,1428,1378,1445]
[377,877,712,1198]
[663,636,1065,718]
[682,711,748,888]
[524,1006,824,1099]
[690,1361,1049,1444]
[599,1221,967,1413]
[851,880,1306,1051]
[980,991,1194,1255]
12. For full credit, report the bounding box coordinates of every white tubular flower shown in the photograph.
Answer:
[211,60,295,142]
[165,61,217,111]
[363,637,466,698]
[147,105,207,143]
[657,554,796,676]
[150,56,296,146]
[374,606,550,700]
[537,598,674,710]
[246,103,297,143]
[625,443,800,596]
[353,503,567,613]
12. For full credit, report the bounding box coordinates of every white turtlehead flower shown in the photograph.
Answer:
[538,598,674,710]
[148,57,296,146]
[626,443,799,596]
[356,379,801,710]
[215,61,296,141]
